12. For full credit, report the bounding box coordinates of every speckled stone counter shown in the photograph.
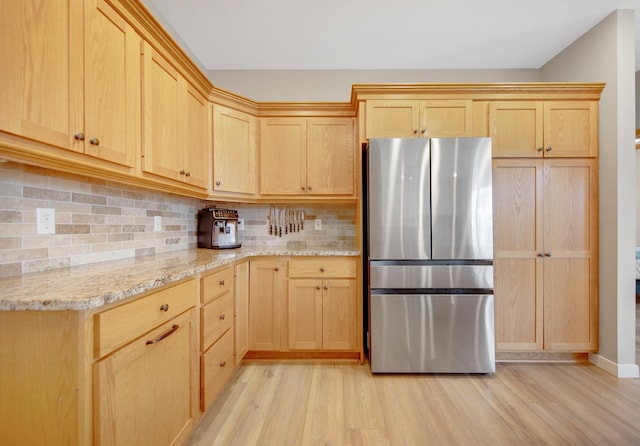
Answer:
[0,247,360,311]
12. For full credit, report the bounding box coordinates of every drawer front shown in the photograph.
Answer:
[201,290,233,350]
[289,258,357,278]
[95,279,197,358]
[201,266,234,304]
[201,329,234,410]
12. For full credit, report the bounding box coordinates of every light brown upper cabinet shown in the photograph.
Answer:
[489,101,598,158]
[212,105,257,195]
[141,42,208,189]
[493,158,598,352]
[1,0,139,167]
[365,100,473,139]
[260,118,355,197]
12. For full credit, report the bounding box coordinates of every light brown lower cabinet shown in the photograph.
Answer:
[199,266,235,411]
[248,259,288,350]
[288,278,357,350]
[94,309,197,446]
[493,158,598,352]
[234,260,250,364]
[93,279,199,446]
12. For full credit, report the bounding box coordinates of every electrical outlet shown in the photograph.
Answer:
[36,208,55,235]
[314,219,322,230]
[154,216,162,232]
[237,218,245,230]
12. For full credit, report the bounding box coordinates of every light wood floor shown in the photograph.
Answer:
[186,355,640,446]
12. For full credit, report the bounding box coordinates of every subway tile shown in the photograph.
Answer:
[73,214,107,225]
[55,224,90,235]
[123,224,146,233]
[135,247,156,257]
[72,192,107,205]
[108,233,134,243]
[91,205,122,215]
[0,237,21,249]
[22,257,70,274]
[91,225,122,234]
[0,210,22,223]
[0,248,48,263]
[23,186,71,202]
[0,262,22,277]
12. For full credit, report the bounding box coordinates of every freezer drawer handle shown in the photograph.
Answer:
[145,324,179,345]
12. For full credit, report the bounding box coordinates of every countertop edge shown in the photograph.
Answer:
[0,248,360,311]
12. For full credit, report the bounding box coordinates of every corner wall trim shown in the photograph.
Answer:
[589,353,640,378]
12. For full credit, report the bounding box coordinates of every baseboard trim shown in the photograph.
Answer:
[588,353,640,378]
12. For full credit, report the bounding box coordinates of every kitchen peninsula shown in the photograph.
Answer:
[0,247,360,445]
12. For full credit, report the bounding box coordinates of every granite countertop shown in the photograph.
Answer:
[0,246,360,311]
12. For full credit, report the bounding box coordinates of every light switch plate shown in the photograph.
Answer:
[154,216,162,232]
[314,219,322,230]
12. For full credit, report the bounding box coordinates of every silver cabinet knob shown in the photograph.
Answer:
[89,137,100,146]
[413,129,419,135]
[420,129,426,135]
[316,285,321,290]
[219,314,226,320]
[275,267,279,272]
[159,304,169,312]
[185,171,191,177]
[324,285,329,290]
[537,147,544,152]
[320,266,325,272]
[546,146,552,152]
[216,180,221,186]
[74,133,85,141]
[179,170,185,175]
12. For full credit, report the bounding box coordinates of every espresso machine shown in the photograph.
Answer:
[197,208,241,249]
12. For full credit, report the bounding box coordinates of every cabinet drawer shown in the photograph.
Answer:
[201,329,234,411]
[95,279,197,358]
[289,258,356,278]
[201,266,234,304]
[201,290,233,350]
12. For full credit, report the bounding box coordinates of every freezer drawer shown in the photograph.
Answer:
[370,293,495,373]
[370,264,493,290]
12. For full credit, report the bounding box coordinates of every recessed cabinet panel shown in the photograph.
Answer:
[0,0,83,150]
[260,119,307,195]
[84,0,138,167]
[142,46,181,181]
[213,105,257,195]
[493,159,597,352]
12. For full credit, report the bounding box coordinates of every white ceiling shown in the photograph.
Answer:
[141,0,640,71]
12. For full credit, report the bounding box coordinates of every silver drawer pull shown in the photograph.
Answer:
[145,324,179,345]
[159,304,169,312]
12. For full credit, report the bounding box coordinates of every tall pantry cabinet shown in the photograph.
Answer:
[491,100,599,353]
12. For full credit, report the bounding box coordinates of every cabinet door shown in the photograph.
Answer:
[94,309,196,446]
[365,100,420,139]
[420,100,473,137]
[306,118,355,195]
[213,105,257,195]
[141,43,182,182]
[322,279,356,350]
[543,159,597,351]
[249,260,287,350]
[84,0,139,167]
[0,0,83,150]
[234,261,249,365]
[182,83,209,188]
[543,101,598,157]
[288,279,322,349]
[493,159,543,351]
[489,102,544,157]
[260,118,306,195]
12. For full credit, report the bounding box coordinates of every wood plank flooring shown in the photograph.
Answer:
[186,358,640,446]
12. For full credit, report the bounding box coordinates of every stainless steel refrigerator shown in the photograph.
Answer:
[365,137,495,373]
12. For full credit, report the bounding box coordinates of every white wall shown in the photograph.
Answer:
[206,69,539,102]
[540,10,638,377]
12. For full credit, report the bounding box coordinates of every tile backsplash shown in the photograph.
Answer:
[0,162,357,278]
